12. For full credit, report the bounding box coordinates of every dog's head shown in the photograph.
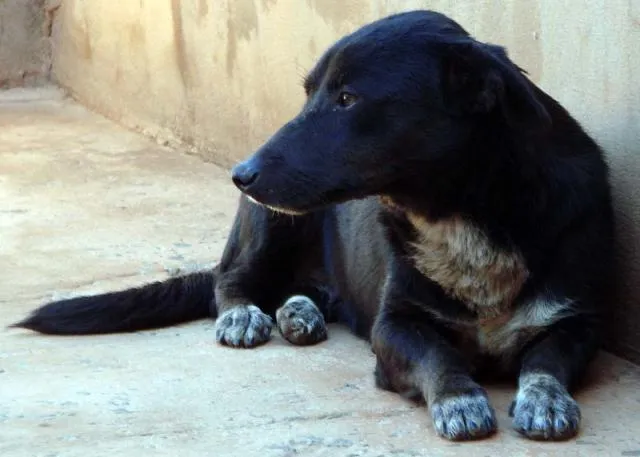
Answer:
[231,10,551,214]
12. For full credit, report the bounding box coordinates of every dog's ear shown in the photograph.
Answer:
[443,41,551,132]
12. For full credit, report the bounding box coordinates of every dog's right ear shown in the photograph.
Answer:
[442,41,551,133]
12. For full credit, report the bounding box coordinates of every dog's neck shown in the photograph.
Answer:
[378,195,530,320]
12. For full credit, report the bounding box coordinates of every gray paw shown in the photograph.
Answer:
[431,387,497,441]
[276,295,327,346]
[510,373,581,441]
[214,305,273,348]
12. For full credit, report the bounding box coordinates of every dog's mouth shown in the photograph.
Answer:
[241,180,382,216]
[245,195,308,216]
[234,161,383,215]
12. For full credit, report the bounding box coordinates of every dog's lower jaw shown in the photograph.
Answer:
[245,195,308,216]
[265,205,307,216]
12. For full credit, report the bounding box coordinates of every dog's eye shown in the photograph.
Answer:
[337,92,358,108]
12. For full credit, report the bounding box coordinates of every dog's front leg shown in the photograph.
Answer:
[212,196,327,348]
[211,198,291,348]
[510,313,601,441]
[371,305,497,441]
[213,266,275,349]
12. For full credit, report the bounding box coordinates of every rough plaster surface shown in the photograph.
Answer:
[0,0,59,88]
[2,87,640,457]
[49,0,640,363]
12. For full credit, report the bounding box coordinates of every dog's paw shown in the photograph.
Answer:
[510,373,580,441]
[214,305,273,348]
[276,295,327,345]
[430,387,497,441]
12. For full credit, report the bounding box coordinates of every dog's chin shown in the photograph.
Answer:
[243,184,380,216]
[264,205,308,216]
[246,195,308,216]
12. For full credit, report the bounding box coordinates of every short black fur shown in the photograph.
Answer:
[13,10,614,442]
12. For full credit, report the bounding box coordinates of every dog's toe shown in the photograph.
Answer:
[276,295,327,346]
[431,386,497,441]
[214,305,273,348]
[510,373,581,441]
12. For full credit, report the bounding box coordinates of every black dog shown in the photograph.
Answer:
[13,10,614,442]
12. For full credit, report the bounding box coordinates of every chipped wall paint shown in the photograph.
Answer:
[50,0,640,362]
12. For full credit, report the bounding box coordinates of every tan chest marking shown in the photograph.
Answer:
[407,214,529,319]
[475,295,574,356]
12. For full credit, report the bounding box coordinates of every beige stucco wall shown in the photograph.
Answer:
[49,0,640,361]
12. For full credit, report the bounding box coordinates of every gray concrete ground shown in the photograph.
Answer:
[1,87,640,457]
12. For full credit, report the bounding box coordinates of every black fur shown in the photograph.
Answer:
[11,271,216,334]
[12,11,614,442]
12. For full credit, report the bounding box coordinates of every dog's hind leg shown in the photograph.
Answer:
[213,196,324,348]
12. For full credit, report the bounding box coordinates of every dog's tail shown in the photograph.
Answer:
[9,268,217,335]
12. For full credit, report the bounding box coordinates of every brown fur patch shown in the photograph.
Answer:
[406,213,529,320]
[451,295,574,361]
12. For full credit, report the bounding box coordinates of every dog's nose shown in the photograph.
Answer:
[231,162,259,189]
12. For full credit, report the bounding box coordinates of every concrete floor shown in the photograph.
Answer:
[1,87,640,457]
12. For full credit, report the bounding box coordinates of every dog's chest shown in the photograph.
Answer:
[456,295,573,357]
[407,215,529,319]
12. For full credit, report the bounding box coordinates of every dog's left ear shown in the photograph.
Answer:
[443,41,551,132]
